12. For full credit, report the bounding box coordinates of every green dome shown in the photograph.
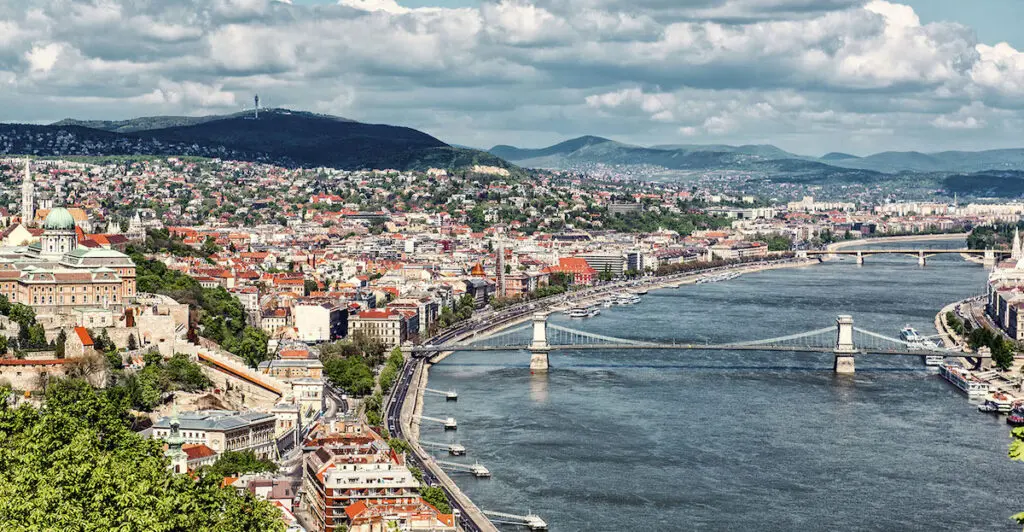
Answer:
[43,207,76,231]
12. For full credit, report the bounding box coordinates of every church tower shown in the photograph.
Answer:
[21,159,34,227]
[1013,227,1022,261]
[126,212,145,242]
[164,410,188,474]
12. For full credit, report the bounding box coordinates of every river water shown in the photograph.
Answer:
[423,240,1022,531]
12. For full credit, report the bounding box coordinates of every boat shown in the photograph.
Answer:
[587,307,601,318]
[566,307,590,319]
[601,298,614,308]
[978,402,1000,414]
[635,289,649,295]
[939,362,990,397]
[923,354,945,366]
[615,294,641,305]
[900,325,924,350]
[986,393,1015,413]
[1008,411,1024,426]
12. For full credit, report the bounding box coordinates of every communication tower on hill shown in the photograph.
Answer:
[254,94,259,119]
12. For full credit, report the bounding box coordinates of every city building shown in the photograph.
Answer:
[0,207,137,316]
[294,302,347,343]
[152,410,278,459]
[348,309,409,348]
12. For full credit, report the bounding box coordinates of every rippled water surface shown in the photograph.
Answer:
[424,240,1021,531]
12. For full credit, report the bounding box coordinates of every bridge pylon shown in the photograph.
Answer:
[984,249,996,268]
[833,315,856,374]
[529,312,550,372]
[918,250,926,267]
[856,251,864,266]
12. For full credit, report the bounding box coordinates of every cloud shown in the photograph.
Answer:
[0,0,1022,155]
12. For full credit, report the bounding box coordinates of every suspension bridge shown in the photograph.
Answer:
[405,313,981,373]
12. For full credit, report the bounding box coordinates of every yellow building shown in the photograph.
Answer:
[0,207,136,316]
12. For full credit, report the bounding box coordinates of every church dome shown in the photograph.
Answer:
[43,207,76,231]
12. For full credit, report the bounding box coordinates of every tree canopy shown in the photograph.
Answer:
[0,379,284,531]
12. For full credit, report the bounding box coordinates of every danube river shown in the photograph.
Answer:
[422,240,1022,531]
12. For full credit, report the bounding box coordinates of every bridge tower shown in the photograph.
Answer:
[856,251,864,266]
[529,313,550,372]
[918,250,926,267]
[833,315,856,374]
[984,249,996,268]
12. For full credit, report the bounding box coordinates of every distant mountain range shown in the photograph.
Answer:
[0,109,512,172]
[489,136,1024,174]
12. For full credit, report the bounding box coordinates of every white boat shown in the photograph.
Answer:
[923,354,945,366]
[615,294,641,305]
[566,307,590,318]
[601,298,614,308]
[939,362,989,397]
[587,307,601,318]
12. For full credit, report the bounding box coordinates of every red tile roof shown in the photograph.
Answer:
[73,327,93,346]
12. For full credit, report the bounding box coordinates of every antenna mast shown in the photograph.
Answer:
[254,94,260,119]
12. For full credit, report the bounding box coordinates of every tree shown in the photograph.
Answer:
[420,486,451,514]
[0,378,284,531]
[0,294,10,316]
[54,329,67,359]
[205,450,278,479]
[992,339,1015,371]
[304,279,318,296]
[323,356,374,396]
[201,236,221,256]
[127,333,138,351]
[27,324,46,348]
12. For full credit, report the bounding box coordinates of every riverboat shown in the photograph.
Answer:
[566,307,591,319]
[939,362,990,397]
[615,294,641,305]
[1008,411,1024,426]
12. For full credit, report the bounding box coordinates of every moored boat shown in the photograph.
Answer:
[939,362,989,397]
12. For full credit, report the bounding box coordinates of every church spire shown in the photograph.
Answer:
[21,159,34,228]
[1013,227,1022,261]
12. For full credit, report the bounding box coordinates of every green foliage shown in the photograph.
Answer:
[602,209,731,236]
[54,329,67,359]
[420,486,451,514]
[967,222,1024,251]
[363,391,383,427]
[323,356,374,397]
[132,254,269,367]
[205,450,278,479]
[757,234,793,252]
[388,438,411,455]
[107,354,212,411]
[968,327,1016,371]
[105,349,123,370]
[0,378,285,531]
[378,347,405,394]
[127,333,138,351]
[0,294,10,316]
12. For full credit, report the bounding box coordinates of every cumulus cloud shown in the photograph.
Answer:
[0,0,1022,154]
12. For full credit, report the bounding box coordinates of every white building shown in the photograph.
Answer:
[294,302,347,343]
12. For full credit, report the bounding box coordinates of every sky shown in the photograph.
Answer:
[1,0,1023,156]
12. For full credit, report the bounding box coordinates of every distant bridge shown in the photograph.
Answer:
[405,313,980,374]
[801,248,1010,266]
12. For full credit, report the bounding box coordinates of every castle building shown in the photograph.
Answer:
[0,207,137,316]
